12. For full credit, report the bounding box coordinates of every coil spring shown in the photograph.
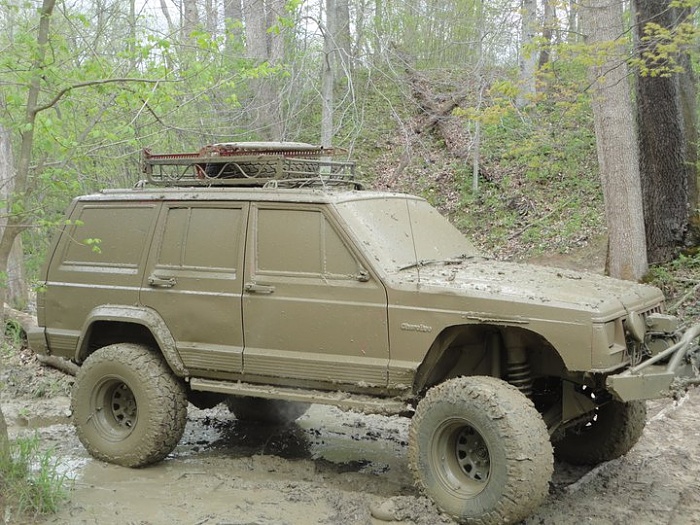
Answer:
[507,361,533,397]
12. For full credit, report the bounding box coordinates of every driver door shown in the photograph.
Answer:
[242,203,389,388]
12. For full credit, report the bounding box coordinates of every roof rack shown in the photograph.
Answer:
[141,142,362,189]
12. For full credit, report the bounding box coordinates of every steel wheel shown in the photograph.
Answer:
[430,418,492,499]
[91,378,138,439]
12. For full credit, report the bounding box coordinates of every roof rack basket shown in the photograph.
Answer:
[141,142,361,189]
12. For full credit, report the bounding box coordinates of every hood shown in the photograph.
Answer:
[388,259,664,319]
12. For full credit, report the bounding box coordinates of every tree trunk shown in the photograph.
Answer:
[335,0,352,74]
[635,0,696,261]
[321,0,336,148]
[581,0,647,280]
[679,55,700,241]
[159,0,175,34]
[0,405,7,456]
[403,62,472,156]
[517,0,538,107]
[0,0,55,313]
[539,0,555,69]
[224,0,243,24]
[204,0,217,35]
[128,0,136,66]
[0,404,7,524]
[243,0,267,61]
[6,239,26,309]
[242,0,284,140]
[182,0,200,40]
[267,0,286,64]
[224,0,244,51]
[566,0,580,42]
[372,0,386,64]
[0,126,28,309]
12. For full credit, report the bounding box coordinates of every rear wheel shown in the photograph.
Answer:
[409,376,553,525]
[72,343,188,467]
[554,399,646,465]
[226,396,309,424]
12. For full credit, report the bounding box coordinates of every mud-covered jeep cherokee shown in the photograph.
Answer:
[28,143,700,524]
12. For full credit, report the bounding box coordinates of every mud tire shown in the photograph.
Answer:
[226,396,309,424]
[409,376,553,525]
[72,343,188,467]
[554,399,646,465]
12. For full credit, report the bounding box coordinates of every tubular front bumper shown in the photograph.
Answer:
[606,323,700,402]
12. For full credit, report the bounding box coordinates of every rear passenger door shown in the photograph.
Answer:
[140,202,247,374]
[242,204,389,388]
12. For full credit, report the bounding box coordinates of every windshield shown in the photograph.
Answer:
[335,196,481,273]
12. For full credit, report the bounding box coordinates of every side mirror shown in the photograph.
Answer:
[355,269,370,282]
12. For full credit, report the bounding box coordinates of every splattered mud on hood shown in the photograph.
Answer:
[388,259,663,315]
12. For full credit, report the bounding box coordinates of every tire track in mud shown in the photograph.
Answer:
[527,390,700,525]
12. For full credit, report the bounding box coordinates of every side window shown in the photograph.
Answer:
[63,205,156,267]
[257,209,321,274]
[157,206,242,270]
[256,208,357,278]
[324,220,359,275]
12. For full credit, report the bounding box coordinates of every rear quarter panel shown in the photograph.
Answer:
[42,200,161,358]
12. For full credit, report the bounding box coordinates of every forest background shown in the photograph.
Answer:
[0,0,698,303]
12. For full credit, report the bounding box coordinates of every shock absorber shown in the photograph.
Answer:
[503,330,533,397]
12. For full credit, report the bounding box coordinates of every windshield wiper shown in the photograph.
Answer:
[398,254,478,272]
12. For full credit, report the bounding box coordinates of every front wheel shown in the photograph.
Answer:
[72,343,188,467]
[554,399,646,465]
[409,376,553,525]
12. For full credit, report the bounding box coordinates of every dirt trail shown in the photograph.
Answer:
[1,350,699,525]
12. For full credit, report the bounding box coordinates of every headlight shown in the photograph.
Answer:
[625,311,646,342]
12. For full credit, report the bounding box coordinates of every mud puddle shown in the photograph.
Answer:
[192,405,407,466]
[5,400,425,524]
[3,373,700,524]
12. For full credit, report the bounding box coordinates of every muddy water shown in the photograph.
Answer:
[7,402,423,524]
[5,389,700,525]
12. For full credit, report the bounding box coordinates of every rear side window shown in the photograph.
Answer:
[157,206,242,270]
[63,204,157,267]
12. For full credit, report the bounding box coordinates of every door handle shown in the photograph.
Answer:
[148,275,176,288]
[244,283,275,294]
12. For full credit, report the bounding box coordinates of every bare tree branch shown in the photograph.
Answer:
[33,77,175,115]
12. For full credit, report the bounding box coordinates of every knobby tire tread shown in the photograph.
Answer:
[72,343,187,467]
[554,400,646,465]
[408,376,553,525]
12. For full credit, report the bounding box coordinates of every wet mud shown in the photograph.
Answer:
[2,358,700,525]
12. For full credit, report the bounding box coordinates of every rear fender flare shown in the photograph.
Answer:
[76,305,188,377]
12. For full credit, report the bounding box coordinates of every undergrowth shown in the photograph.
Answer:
[371,98,603,261]
[1,332,73,520]
[0,434,70,518]
[646,251,700,324]
[1,326,73,399]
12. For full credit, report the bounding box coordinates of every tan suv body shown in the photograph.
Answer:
[28,144,700,525]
